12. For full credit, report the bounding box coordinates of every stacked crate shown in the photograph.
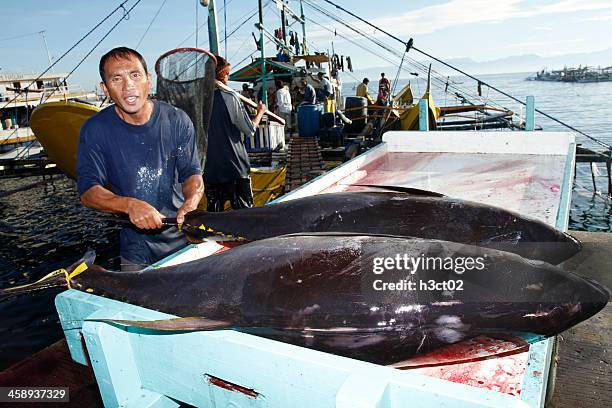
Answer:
[284,137,325,192]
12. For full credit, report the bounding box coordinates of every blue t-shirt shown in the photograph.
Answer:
[303,84,316,104]
[76,100,201,265]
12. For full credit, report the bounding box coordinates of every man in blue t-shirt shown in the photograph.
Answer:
[76,47,204,271]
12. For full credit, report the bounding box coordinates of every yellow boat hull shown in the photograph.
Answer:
[30,101,100,179]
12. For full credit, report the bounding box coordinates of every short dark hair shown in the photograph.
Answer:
[363,78,369,83]
[99,47,148,83]
[215,55,230,71]
[381,73,385,77]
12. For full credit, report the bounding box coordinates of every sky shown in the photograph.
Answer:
[1,0,611,91]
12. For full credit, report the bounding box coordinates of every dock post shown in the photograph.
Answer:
[525,96,535,131]
[419,99,429,131]
[606,150,612,196]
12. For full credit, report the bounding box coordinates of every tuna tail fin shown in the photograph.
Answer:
[86,317,233,332]
[352,184,445,197]
[0,250,96,296]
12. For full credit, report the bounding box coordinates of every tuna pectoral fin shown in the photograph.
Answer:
[86,317,233,332]
[389,335,529,369]
[352,184,445,197]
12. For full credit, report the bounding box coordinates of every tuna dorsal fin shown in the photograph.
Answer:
[86,317,233,332]
[352,184,445,197]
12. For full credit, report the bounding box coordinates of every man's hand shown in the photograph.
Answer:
[126,198,164,229]
[252,101,267,128]
[256,101,265,115]
[81,185,164,230]
[176,197,199,224]
[177,174,204,224]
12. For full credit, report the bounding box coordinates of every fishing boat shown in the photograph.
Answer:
[528,66,612,83]
[0,72,97,160]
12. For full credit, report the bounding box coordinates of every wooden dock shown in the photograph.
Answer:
[0,340,102,407]
[549,231,612,407]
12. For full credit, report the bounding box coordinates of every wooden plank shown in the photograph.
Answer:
[0,340,103,407]
[547,304,611,408]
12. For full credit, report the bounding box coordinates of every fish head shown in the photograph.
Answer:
[490,261,609,337]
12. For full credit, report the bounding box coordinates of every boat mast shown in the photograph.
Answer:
[299,0,308,55]
[258,0,268,105]
[280,1,287,48]
[39,30,53,67]
[205,0,220,55]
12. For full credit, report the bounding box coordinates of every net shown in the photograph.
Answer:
[155,48,217,168]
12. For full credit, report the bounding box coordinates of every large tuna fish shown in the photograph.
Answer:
[178,190,581,264]
[37,233,607,365]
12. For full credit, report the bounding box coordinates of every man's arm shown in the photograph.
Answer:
[252,101,266,128]
[176,174,204,224]
[80,185,164,229]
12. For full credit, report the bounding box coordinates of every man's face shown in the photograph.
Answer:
[100,54,152,116]
[217,65,231,84]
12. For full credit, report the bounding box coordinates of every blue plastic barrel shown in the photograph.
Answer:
[298,104,322,137]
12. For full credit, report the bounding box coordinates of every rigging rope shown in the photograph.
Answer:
[0,31,42,42]
[0,0,134,111]
[175,0,240,49]
[42,0,144,103]
[318,0,612,151]
[135,0,167,49]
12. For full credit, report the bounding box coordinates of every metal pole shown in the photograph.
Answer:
[224,0,227,57]
[525,95,535,131]
[280,1,287,48]
[40,31,53,67]
[208,0,220,55]
[419,99,429,131]
[259,0,268,105]
[299,0,308,55]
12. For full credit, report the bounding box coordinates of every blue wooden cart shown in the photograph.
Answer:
[56,130,576,407]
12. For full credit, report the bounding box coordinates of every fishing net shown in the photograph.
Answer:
[155,48,217,168]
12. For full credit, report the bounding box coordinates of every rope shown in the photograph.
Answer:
[0,31,42,42]
[42,0,144,103]
[135,0,167,49]
[2,262,88,292]
[0,0,133,111]
[175,0,241,49]
[318,0,612,151]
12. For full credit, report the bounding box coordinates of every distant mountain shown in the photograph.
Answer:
[351,48,612,80]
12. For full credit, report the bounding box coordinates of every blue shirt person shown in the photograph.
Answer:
[299,79,316,105]
[76,47,204,270]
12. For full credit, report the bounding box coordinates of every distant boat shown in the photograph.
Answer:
[0,72,97,159]
[528,66,612,82]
